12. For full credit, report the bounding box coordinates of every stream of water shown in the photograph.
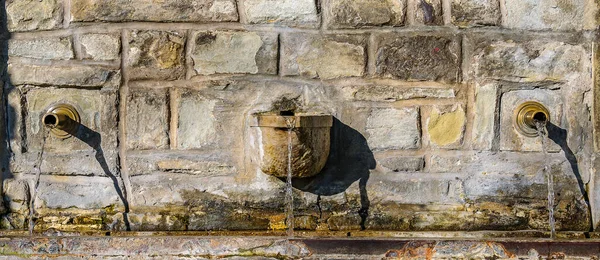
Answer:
[536,120,555,239]
[29,129,49,235]
[285,117,296,238]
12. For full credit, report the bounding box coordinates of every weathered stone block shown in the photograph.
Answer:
[243,0,319,28]
[9,37,73,60]
[505,0,585,31]
[71,0,238,22]
[35,176,122,209]
[375,35,461,83]
[157,160,236,176]
[126,88,169,150]
[80,33,121,61]
[282,34,366,79]
[413,0,443,25]
[499,89,562,152]
[365,173,465,205]
[191,31,277,75]
[8,63,121,89]
[325,0,406,28]
[377,156,425,172]
[451,0,500,27]
[427,104,465,148]
[17,87,119,176]
[177,91,217,149]
[428,151,559,175]
[366,107,420,150]
[6,0,63,32]
[25,88,118,154]
[340,85,455,102]
[3,179,29,213]
[127,30,185,80]
[472,40,586,82]
[471,82,498,150]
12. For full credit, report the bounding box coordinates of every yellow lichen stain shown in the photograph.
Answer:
[268,214,287,231]
[428,106,465,146]
[155,41,182,69]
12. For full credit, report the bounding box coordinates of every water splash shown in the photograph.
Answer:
[284,117,296,238]
[536,120,555,239]
[29,129,49,235]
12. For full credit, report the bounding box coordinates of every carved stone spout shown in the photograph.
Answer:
[251,114,333,178]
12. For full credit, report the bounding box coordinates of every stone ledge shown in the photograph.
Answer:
[0,236,600,259]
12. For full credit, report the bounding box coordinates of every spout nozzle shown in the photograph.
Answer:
[532,112,547,123]
[42,104,80,138]
[514,101,550,137]
[42,113,65,129]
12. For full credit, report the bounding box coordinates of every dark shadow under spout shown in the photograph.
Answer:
[65,123,131,231]
[546,122,593,234]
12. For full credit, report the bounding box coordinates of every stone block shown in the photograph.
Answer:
[413,0,443,25]
[127,30,185,81]
[428,151,561,175]
[375,35,461,83]
[281,34,366,80]
[191,31,277,75]
[8,63,121,89]
[471,82,498,150]
[427,104,465,148]
[377,156,425,172]
[71,0,238,22]
[340,85,455,102]
[499,89,562,152]
[80,33,121,61]
[9,37,73,60]
[35,176,122,209]
[366,107,420,150]
[177,91,218,149]
[364,173,465,205]
[325,0,406,28]
[157,160,236,176]
[6,0,63,32]
[17,87,119,176]
[451,0,500,27]
[505,0,585,31]
[25,88,118,154]
[127,152,236,177]
[126,88,169,150]
[243,0,319,28]
[3,179,29,213]
[472,40,586,82]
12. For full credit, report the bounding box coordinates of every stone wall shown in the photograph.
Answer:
[0,0,599,233]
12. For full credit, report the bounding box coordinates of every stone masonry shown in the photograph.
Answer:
[0,0,599,237]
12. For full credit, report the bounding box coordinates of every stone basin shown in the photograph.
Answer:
[250,114,333,178]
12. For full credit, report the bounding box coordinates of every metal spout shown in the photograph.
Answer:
[42,104,81,138]
[514,101,550,137]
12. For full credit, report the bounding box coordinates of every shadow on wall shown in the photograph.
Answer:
[292,118,376,230]
[0,0,12,219]
[65,123,131,231]
[546,122,593,233]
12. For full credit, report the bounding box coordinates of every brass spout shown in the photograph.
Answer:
[514,101,550,137]
[42,104,81,139]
